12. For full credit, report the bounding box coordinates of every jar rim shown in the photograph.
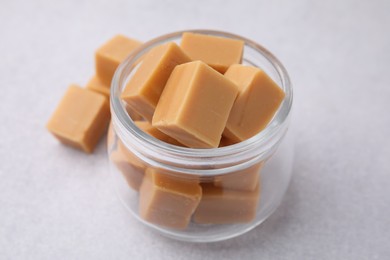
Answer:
[110,29,293,166]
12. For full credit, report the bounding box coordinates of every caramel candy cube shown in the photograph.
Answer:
[86,75,110,97]
[47,85,110,153]
[121,42,191,121]
[153,61,239,148]
[224,64,285,143]
[139,168,202,229]
[135,121,183,146]
[110,139,145,190]
[180,32,244,73]
[95,35,142,85]
[214,162,263,191]
[193,183,260,224]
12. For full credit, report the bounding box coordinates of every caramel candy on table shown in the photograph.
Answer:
[214,162,263,191]
[139,168,202,229]
[121,42,191,121]
[95,35,142,85]
[47,85,110,153]
[223,64,286,143]
[193,183,260,224]
[153,61,239,148]
[135,121,183,146]
[180,32,244,73]
[110,139,145,190]
[86,75,110,97]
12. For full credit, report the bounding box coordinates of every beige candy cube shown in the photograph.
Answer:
[47,85,110,153]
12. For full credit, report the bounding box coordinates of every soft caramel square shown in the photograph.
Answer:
[214,162,263,191]
[153,61,239,148]
[180,32,244,73]
[121,42,191,121]
[95,35,142,85]
[193,183,260,224]
[139,168,202,229]
[47,85,110,153]
[223,64,285,142]
[86,75,110,97]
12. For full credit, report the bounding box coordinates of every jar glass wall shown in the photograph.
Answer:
[108,30,293,242]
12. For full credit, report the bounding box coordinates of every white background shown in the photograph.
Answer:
[1,0,389,259]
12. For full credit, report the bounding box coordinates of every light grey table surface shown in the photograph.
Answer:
[1,0,389,259]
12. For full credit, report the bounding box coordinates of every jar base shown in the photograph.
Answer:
[110,129,294,242]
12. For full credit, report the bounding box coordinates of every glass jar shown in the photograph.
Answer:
[107,30,293,242]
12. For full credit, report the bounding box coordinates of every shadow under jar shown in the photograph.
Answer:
[107,30,293,242]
